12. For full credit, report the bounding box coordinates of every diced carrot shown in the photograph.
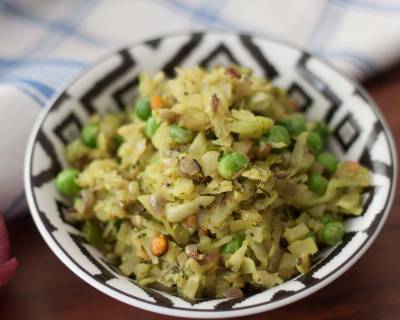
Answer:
[151,95,163,110]
[151,234,169,256]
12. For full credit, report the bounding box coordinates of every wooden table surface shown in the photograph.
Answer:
[1,65,399,320]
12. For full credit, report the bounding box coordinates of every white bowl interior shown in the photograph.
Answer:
[25,32,396,318]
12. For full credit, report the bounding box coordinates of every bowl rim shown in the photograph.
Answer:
[24,30,398,318]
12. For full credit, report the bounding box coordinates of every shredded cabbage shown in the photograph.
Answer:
[62,65,370,300]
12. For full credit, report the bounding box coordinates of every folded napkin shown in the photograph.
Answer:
[2,0,400,219]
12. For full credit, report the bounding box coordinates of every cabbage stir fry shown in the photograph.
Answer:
[56,66,370,299]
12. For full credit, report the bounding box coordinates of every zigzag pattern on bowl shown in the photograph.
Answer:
[26,33,395,314]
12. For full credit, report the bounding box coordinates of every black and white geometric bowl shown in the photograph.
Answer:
[24,32,397,318]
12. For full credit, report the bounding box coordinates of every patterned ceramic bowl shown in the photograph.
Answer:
[24,32,397,318]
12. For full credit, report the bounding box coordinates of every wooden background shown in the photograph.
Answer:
[1,65,399,320]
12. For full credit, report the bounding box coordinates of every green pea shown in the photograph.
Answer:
[221,234,245,254]
[83,220,105,249]
[307,132,323,154]
[145,117,159,138]
[318,221,345,246]
[313,122,330,143]
[263,125,291,148]
[280,114,306,136]
[169,124,193,144]
[134,96,152,120]
[316,152,338,174]
[218,152,249,180]
[319,212,337,225]
[56,168,81,196]
[81,123,99,148]
[307,172,328,196]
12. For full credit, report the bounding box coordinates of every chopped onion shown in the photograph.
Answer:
[203,250,220,264]
[277,180,299,197]
[256,144,272,160]
[157,109,180,124]
[226,67,241,79]
[236,78,252,97]
[224,287,243,299]
[179,157,201,176]
[149,192,166,215]
[81,190,95,213]
[211,94,219,112]
[184,244,198,259]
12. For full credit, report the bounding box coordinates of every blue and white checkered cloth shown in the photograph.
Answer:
[2,0,400,219]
